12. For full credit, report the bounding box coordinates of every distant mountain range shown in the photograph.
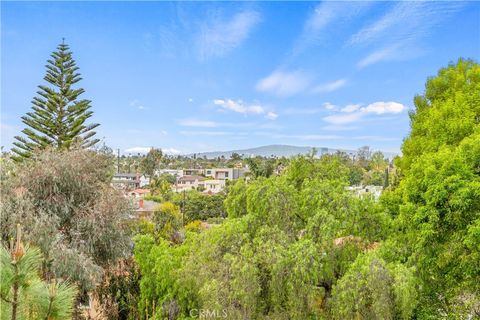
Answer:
[190,145,398,159]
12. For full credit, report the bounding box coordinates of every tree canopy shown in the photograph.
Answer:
[12,41,99,160]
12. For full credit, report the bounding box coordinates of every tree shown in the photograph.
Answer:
[12,41,99,160]
[388,59,480,317]
[0,148,132,294]
[140,148,163,177]
[172,191,226,223]
[0,226,77,320]
[330,253,417,320]
[400,58,480,172]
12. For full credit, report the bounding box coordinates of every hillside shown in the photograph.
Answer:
[191,144,397,159]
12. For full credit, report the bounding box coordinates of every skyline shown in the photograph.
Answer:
[2,1,480,155]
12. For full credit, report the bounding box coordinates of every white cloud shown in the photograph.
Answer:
[293,1,372,55]
[323,101,406,124]
[180,130,240,136]
[313,78,347,93]
[353,136,400,142]
[178,119,217,128]
[284,107,324,115]
[213,99,277,119]
[341,104,361,113]
[196,10,261,60]
[324,102,338,111]
[124,147,182,155]
[357,44,405,68]
[265,112,278,120]
[178,118,254,128]
[213,99,263,114]
[322,125,357,131]
[163,148,182,155]
[124,147,151,154]
[362,101,405,114]
[256,70,312,97]
[351,2,463,67]
[323,113,363,125]
[130,99,147,110]
[255,132,342,140]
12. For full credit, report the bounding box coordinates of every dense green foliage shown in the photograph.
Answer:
[12,42,99,160]
[171,191,226,223]
[3,57,478,319]
[131,59,480,319]
[0,148,132,294]
[386,59,480,317]
[140,148,163,178]
[133,154,394,319]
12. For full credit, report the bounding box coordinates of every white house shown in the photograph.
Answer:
[181,168,248,181]
[346,185,383,200]
[174,175,206,192]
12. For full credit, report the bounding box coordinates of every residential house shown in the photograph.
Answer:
[174,175,206,192]
[112,173,150,190]
[128,188,150,198]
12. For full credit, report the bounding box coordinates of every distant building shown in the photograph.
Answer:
[203,179,226,193]
[180,168,248,181]
[128,188,150,198]
[156,169,183,177]
[135,198,157,219]
[174,175,206,192]
[346,185,383,200]
[112,173,150,190]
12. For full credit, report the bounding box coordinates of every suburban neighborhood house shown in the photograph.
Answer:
[112,173,150,190]
[174,168,248,193]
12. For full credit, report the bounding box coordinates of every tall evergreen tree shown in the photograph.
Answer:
[12,40,99,160]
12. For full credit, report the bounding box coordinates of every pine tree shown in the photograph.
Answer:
[0,225,77,320]
[12,40,99,160]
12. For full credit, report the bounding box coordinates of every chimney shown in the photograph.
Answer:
[139,199,144,209]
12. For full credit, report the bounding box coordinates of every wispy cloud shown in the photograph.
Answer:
[130,99,147,110]
[180,130,247,137]
[257,69,349,97]
[213,99,277,120]
[284,107,324,115]
[353,136,400,142]
[293,1,373,55]
[256,132,342,141]
[265,112,278,120]
[340,104,361,113]
[284,102,340,115]
[352,2,463,67]
[163,148,182,155]
[323,101,406,124]
[196,10,261,60]
[323,113,363,125]
[124,147,151,154]
[362,101,405,114]
[178,119,218,128]
[256,70,312,97]
[125,146,182,155]
[178,118,253,128]
[313,78,347,93]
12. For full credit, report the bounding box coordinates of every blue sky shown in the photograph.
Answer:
[2,1,479,155]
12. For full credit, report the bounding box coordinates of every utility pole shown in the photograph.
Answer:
[182,189,186,226]
[117,149,120,173]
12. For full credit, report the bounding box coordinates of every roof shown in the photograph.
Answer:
[130,189,150,194]
[114,173,138,178]
[178,175,205,182]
